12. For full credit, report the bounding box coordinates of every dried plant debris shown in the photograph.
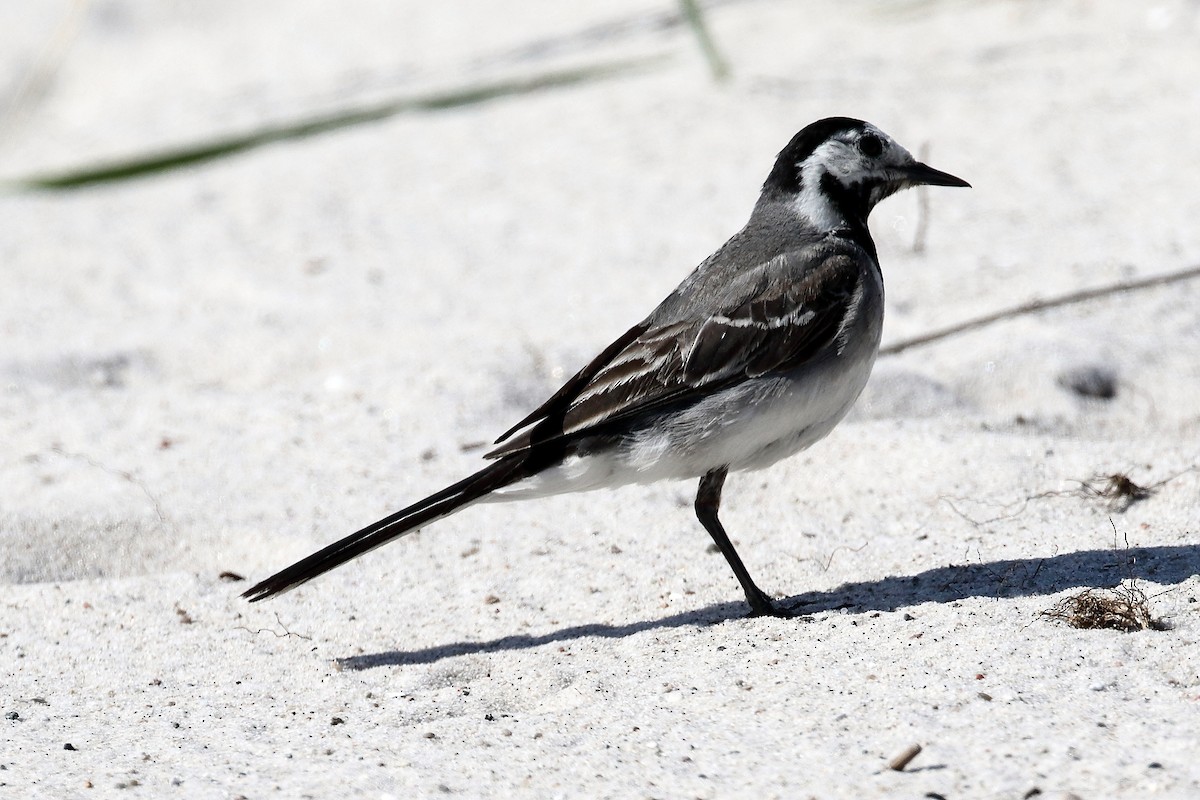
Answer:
[1042,582,1168,632]
[944,467,1191,528]
[1077,473,1154,511]
[1053,466,1195,513]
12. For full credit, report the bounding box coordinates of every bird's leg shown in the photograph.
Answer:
[695,467,790,617]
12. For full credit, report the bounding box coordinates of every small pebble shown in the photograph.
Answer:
[1057,365,1118,400]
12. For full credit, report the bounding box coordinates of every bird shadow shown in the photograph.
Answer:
[337,543,1199,670]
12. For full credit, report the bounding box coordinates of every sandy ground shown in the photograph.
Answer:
[3,1,1200,797]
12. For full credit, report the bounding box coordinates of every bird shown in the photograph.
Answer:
[243,117,969,617]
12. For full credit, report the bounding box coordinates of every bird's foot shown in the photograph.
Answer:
[745,591,800,618]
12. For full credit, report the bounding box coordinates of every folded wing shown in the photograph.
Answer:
[488,245,864,459]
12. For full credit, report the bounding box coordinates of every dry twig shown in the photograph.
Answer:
[888,743,923,771]
[881,264,1200,356]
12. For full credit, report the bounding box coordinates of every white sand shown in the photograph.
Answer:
[3,1,1199,797]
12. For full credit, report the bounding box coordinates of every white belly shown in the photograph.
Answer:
[489,330,879,501]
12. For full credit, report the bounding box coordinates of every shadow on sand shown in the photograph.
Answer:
[338,543,1199,670]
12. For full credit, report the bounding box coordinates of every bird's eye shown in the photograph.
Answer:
[857,133,884,158]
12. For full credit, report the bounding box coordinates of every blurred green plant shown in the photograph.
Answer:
[13,57,664,191]
[679,0,730,82]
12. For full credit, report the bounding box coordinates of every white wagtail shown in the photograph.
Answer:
[244,117,969,617]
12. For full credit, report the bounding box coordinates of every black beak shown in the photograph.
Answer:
[902,161,971,188]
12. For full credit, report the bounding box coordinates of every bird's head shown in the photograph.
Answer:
[761,117,969,232]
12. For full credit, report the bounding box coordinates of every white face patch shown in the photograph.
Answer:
[788,126,916,229]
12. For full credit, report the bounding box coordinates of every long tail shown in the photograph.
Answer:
[242,456,529,602]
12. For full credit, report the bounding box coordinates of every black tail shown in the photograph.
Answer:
[242,457,528,602]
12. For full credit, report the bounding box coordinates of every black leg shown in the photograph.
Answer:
[695,467,790,617]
